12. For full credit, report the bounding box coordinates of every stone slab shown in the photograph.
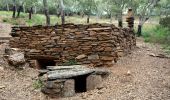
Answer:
[47,65,87,71]
[47,68,94,80]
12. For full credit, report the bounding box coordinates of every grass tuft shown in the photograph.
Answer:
[33,79,43,89]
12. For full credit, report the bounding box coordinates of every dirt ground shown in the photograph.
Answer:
[0,38,170,100]
[0,21,170,100]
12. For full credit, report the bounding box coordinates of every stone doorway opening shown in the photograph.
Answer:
[74,75,88,93]
[36,59,56,69]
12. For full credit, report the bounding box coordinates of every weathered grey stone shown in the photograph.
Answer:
[38,69,49,74]
[93,68,111,77]
[63,79,75,97]
[47,68,94,80]
[5,47,20,55]
[42,79,75,97]
[86,75,102,91]
[41,80,64,97]
[47,65,86,71]
[8,52,25,66]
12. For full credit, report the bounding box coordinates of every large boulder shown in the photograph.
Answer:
[8,52,25,67]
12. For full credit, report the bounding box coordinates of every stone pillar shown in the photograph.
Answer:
[41,79,75,97]
[126,8,134,29]
[41,80,64,97]
[86,75,102,91]
[62,79,75,97]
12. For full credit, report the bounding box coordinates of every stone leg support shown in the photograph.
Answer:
[42,79,75,97]
[62,79,75,97]
[86,75,102,91]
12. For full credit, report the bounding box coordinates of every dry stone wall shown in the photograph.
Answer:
[9,23,136,67]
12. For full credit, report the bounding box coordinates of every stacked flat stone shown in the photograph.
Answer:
[9,23,136,67]
[126,9,135,29]
[126,17,134,28]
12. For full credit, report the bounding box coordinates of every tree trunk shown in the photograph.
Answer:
[29,7,33,20]
[137,16,149,36]
[137,25,142,36]
[17,5,22,18]
[61,8,65,24]
[56,4,60,18]
[43,0,50,25]
[118,12,123,27]
[118,19,122,27]
[87,15,90,23]
[110,13,112,23]
[96,13,100,22]
[6,3,9,11]
[12,0,16,18]
[12,6,16,18]
[59,0,65,25]
[23,4,25,13]
[34,6,37,14]
[82,13,85,18]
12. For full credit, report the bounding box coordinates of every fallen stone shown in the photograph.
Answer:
[0,67,4,71]
[96,85,104,90]
[5,48,20,55]
[97,91,103,94]
[93,68,111,77]
[0,85,5,89]
[8,52,25,66]
[76,54,86,59]
[148,53,170,59]
[156,53,170,59]
[148,53,156,57]
[38,69,49,74]
[125,70,131,76]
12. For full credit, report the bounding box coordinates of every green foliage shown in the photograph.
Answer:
[159,17,170,29]
[2,18,20,25]
[143,25,170,45]
[156,0,170,17]
[0,11,60,25]
[33,79,43,89]
[62,59,78,66]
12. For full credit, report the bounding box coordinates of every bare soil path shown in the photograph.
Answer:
[0,36,170,99]
[0,19,12,37]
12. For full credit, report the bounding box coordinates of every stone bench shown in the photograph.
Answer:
[40,65,110,97]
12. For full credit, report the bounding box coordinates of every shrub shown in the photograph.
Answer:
[62,59,78,66]
[2,18,8,22]
[159,17,170,29]
[143,25,170,45]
